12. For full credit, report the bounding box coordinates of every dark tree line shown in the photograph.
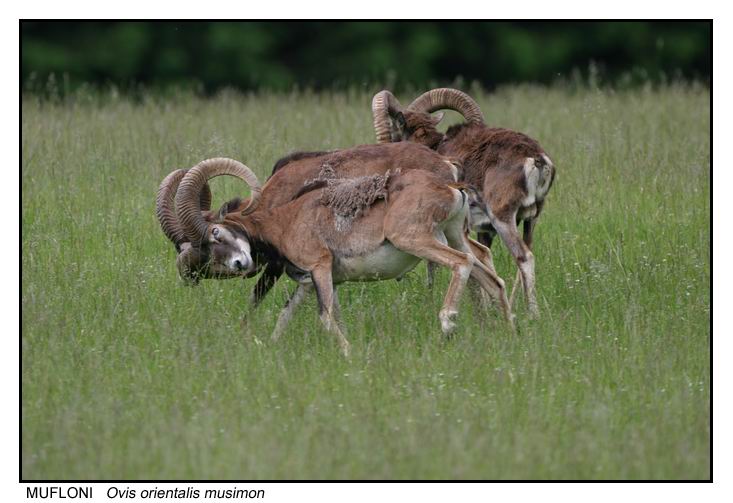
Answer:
[21,21,710,92]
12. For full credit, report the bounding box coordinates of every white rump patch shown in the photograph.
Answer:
[522,155,553,207]
[522,157,539,207]
[536,154,554,199]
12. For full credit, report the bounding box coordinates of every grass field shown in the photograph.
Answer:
[21,83,710,480]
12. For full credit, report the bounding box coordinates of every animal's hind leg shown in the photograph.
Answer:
[271,282,312,341]
[388,235,475,336]
[311,265,351,357]
[508,269,522,310]
[450,230,512,326]
[462,239,494,316]
[491,214,538,318]
[467,237,498,281]
[468,259,514,328]
[509,217,537,310]
[466,237,512,324]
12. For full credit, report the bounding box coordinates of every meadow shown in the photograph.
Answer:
[21,83,710,480]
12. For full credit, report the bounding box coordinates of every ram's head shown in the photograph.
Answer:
[155,159,261,284]
[371,88,485,147]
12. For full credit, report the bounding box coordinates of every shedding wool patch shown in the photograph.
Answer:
[306,163,394,230]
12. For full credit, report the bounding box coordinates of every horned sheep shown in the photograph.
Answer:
[157,143,488,307]
[371,88,556,317]
[159,147,513,355]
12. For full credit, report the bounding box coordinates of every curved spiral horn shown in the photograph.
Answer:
[156,169,213,252]
[176,157,262,246]
[407,88,485,125]
[371,90,404,143]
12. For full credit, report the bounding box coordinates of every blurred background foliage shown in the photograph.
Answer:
[21,21,710,93]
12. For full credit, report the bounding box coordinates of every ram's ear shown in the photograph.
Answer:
[216,197,242,221]
[216,204,228,222]
[393,111,408,132]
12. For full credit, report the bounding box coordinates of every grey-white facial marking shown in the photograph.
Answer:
[210,225,254,274]
[229,236,253,273]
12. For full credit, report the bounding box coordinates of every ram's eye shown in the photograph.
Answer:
[212,228,221,241]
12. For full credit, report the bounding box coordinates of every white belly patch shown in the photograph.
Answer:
[333,242,420,283]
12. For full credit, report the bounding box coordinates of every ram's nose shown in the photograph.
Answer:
[233,256,252,273]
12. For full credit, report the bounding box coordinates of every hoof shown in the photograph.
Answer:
[340,342,351,358]
[439,310,458,336]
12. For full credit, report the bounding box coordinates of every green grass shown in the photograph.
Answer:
[21,83,710,480]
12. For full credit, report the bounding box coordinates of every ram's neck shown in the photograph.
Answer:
[437,124,474,157]
[237,212,285,255]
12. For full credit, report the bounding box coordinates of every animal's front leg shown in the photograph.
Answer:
[311,266,351,357]
[250,261,284,307]
[476,229,495,248]
[426,261,438,289]
[331,286,347,335]
[271,282,312,342]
